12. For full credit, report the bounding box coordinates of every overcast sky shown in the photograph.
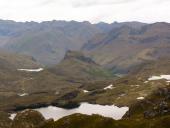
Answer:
[0,0,169,23]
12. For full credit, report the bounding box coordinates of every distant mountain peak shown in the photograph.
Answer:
[149,22,170,29]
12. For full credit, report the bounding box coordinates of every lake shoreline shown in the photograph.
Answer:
[9,102,129,121]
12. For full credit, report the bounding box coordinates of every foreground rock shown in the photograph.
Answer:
[125,86,170,119]
[12,110,45,128]
[0,112,12,128]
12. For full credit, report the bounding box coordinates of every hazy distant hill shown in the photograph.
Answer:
[1,19,170,73]
[0,20,103,65]
[95,21,146,33]
[83,22,170,73]
[0,20,146,66]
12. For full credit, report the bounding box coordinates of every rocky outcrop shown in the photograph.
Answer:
[12,110,45,128]
[126,87,170,119]
[144,101,170,118]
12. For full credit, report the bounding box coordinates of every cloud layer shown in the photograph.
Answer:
[0,0,169,23]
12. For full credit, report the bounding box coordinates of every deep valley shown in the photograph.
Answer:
[0,20,170,128]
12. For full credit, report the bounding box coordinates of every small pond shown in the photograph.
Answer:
[10,103,129,121]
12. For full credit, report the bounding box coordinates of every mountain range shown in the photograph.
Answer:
[0,20,170,106]
[1,19,170,128]
[0,20,103,65]
[0,20,146,68]
[83,22,170,73]
[1,20,170,74]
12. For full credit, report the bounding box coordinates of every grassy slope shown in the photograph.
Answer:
[0,51,115,111]
[2,58,170,111]
[1,58,170,128]
[40,75,170,128]
[40,113,170,128]
[0,51,40,69]
[70,58,170,106]
[48,51,114,81]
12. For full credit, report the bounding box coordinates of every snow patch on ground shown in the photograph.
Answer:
[137,97,145,100]
[144,81,149,84]
[120,93,126,97]
[148,75,170,81]
[83,90,90,93]
[18,93,29,97]
[104,84,114,90]
[17,68,44,72]
[130,85,140,87]
[9,114,16,120]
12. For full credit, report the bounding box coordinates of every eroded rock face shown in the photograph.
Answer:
[12,110,45,128]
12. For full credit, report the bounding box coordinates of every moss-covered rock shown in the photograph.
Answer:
[40,114,125,128]
[12,110,45,128]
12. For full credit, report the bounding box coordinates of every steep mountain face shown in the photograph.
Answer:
[83,22,170,73]
[0,20,146,66]
[0,20,103,65]
[130,58,170,79]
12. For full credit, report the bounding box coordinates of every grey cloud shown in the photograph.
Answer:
[34,0,138,8]
[155,0,170,4]
[37,0,57,6]
[71,0,138,8]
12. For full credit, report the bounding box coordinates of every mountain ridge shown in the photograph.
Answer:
[0,19,146,66]
[83,22,170,73]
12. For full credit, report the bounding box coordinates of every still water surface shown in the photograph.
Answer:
[10,103,129,121]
